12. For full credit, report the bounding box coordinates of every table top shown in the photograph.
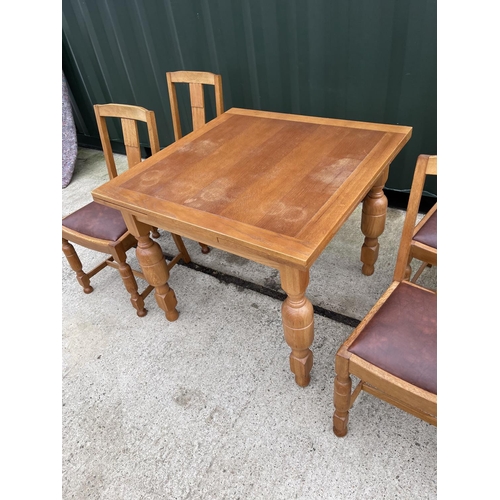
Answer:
[92,108,411,269]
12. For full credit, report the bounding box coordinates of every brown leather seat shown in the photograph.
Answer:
[348,282,437,394]
[62,202,128,242]
[413,209,437,250]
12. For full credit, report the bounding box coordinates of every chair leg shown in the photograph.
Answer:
[62,239,93,294]
[115,252,147,317]
[199,242,210,254]
[151,227,160,239]
[172,234,191,263]
[404,264,412,280]
[411,261,431,283]
[404,251,415,280]
[333,356,352,437]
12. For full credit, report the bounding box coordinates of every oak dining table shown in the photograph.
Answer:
[92,107,412,387]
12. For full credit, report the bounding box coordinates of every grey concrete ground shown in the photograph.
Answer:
[62,148,437,499]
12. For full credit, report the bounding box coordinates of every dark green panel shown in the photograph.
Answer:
[62,0,436,194]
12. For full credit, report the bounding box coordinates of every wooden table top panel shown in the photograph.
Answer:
[249,126,386,236]
[143,115,305,212]
[93,108,411,268]
[295,131,410,262]
[120,113,385,234]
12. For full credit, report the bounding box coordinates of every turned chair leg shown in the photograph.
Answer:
[333,357,352,437]
[199,242,210,254]
[172,234,191,264]
[404,264,412,280]
[115,258,147,317]
[62,239,93,294]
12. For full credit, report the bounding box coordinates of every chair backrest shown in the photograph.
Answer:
[94,103,160,180]
[393,154,437,281]
[166,71,224,141]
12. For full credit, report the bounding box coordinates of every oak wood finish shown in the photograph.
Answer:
[360,167,389,275]
[166,70,225,254]
[280,267,314,387]
[333,155,437,436]
[393,155,437,284]
[92,108,411,383]
[62,103,191,317]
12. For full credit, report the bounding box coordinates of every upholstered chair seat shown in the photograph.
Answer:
[63,202,128,242]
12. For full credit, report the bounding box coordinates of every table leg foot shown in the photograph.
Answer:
[360,238,379,276]
[289,350,313,387]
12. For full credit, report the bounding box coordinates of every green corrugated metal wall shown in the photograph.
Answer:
[62,0,436,194]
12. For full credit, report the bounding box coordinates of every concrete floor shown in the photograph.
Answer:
[62,148,437,499]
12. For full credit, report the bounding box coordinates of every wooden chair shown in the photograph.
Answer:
[394,155,437,284]
[62,103,191,317]
[166,70,224,254]
[333,155,437,437]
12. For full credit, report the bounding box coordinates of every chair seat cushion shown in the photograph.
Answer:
[348,282,437,394]
[414,208,437,249]
[62,202,128,241]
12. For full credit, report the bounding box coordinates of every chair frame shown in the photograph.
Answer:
[333,155,437,436]
[94,103,161,178]
[166,70,224,141]
[62,103,191,317]
[393,154,437,284]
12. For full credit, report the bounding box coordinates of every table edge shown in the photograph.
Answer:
[227,107,413,135]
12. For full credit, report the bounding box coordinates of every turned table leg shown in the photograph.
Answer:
[124,214,179,321]
[280,267,314,387]
[361,167,389,276]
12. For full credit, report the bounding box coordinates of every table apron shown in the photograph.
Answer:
[127,210,313,272]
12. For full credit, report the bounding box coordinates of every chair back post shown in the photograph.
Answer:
[166,73,182,141]
[393,154,437,281]
[426,155,437,176]
[94,105,118,180]
[213,74,224,116]
[166,71,224,141]
[145,110,160,155]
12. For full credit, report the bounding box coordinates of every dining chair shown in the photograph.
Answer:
[394,155,437,284]
[333,155,437,437]
[62,103,191,317]
[166,70,225,254]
